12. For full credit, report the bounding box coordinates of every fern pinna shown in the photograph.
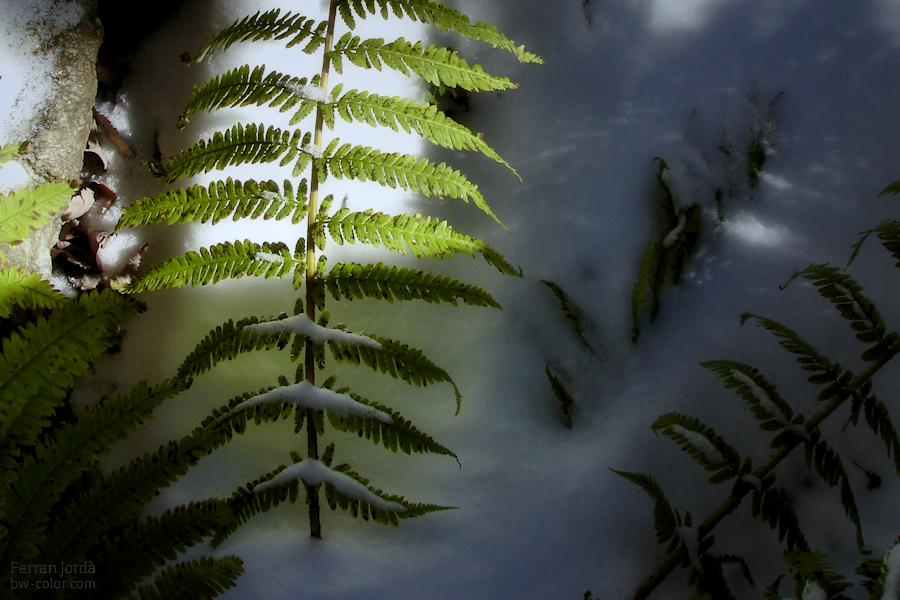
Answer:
[618,177,900,599]
[117,2,540,539]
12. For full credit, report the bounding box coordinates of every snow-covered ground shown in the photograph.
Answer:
[4,0,900,598]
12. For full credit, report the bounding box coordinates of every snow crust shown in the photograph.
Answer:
[244,314,381,349]
[254,459,407,513]
[227,381,393,424]
[668,424,724,465]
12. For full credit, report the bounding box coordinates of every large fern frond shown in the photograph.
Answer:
[332,34,516,92]
[610,470,678,545]
[119,178,308,227]
[325,261,500,307]
[0,291,142,470]
[163,123,310,183]
[187,10,326,63]
[328,335,462,413]
[117,240,300,293]
[0,182,72,246]
[324,209,518,275]
[807,433,867,553]
[179,64,318,128]
[0,379,188,569]
[750,485,810,551]
[335,0,542,63]
[87,499,234,600]
[329,89,517,176]
[860,395,900,476]
[651,413,742,483]
[131,555,243,600]
[0,266,65,318]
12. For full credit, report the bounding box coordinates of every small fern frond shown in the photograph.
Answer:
[187,10,326,63]
[787,264,899,361]
[651,413,741,482]
[93,499,234,599]
[861,395,900,476]
[324,143,500,223]
[327,390,457,457]
[162,123,309,184]
[330,89,517,176]
[131,555,244,600]
[545,364,575,429]
[335,0,542,63]
[740,313,851,400]
[0,291,142,470]
[782,550,853,600]
[325,261,500,307]
[176,316,293,378]
[752,486,810,551]
[117,240,299,293]
[808,435,867,553]
[211,466,298,548]
[541,280,592,350]
[0,267,65,318]
[856,540,900,600]
[119,178,309,227]
[0,141,30,164]
[0,182,72,246]
[610,470,679,545]
[328,336,462,413]
[853,220,900,268]
[700,360,808,440]
[631,237,660,343]
[880,179,900,196]
[332,35,516,92]
[325,209,519,275]
[179,64,318,128]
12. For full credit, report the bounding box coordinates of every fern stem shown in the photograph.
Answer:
[302,0,339,541]
[632,337,900,599]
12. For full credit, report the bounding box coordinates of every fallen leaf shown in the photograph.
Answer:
[92,107,135,160]
[61,187,95,221]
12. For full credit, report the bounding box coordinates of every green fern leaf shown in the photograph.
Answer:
[211,466,298,548]
[797,264,899,361]
[610,470,678,545]
[325,261,500,307]
[0,141,30,164]
[651,413,741,482]
[0,267,65,318]
[545,364,574,429]
[325,209,519,275]
[0,291,142,472]
[752,485,810,551]
[162,123,310,184]
[631,237,660,343]
[857,220,900,267]
[335,0,543,63]
[330,89,517,176]
[0,182,72,246]
[740,313,852,400]
[179,64,318,128]
[187,10,326,63]
[861,395,900,476]
[332,34,516,93]
[782,550,853,600]
[92,499,235,599]
[132,555,243,600]
[116,240,300,293]
[324,142,500,223]
[176,316,293,379]
[541,279,592,350]
[880,179,900,196]
[0,379,188,569]
[119,178,308,227]
[326,390,457,457]
[807,434,867,553]
[328,335,462,413]
[700,360,808,440]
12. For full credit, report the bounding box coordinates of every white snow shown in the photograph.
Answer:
[252,251,284,264]
[661,212,687,248]
[226,381,393,424]
[883,541,900,600]
[254,458,407,513]
[244,314,381,349]
[668,424,725,466]
[286,82,332,104]
[801,580,827,600]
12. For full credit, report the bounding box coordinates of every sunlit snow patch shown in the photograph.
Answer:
[649,0,726,32]
[724,211,797,249]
